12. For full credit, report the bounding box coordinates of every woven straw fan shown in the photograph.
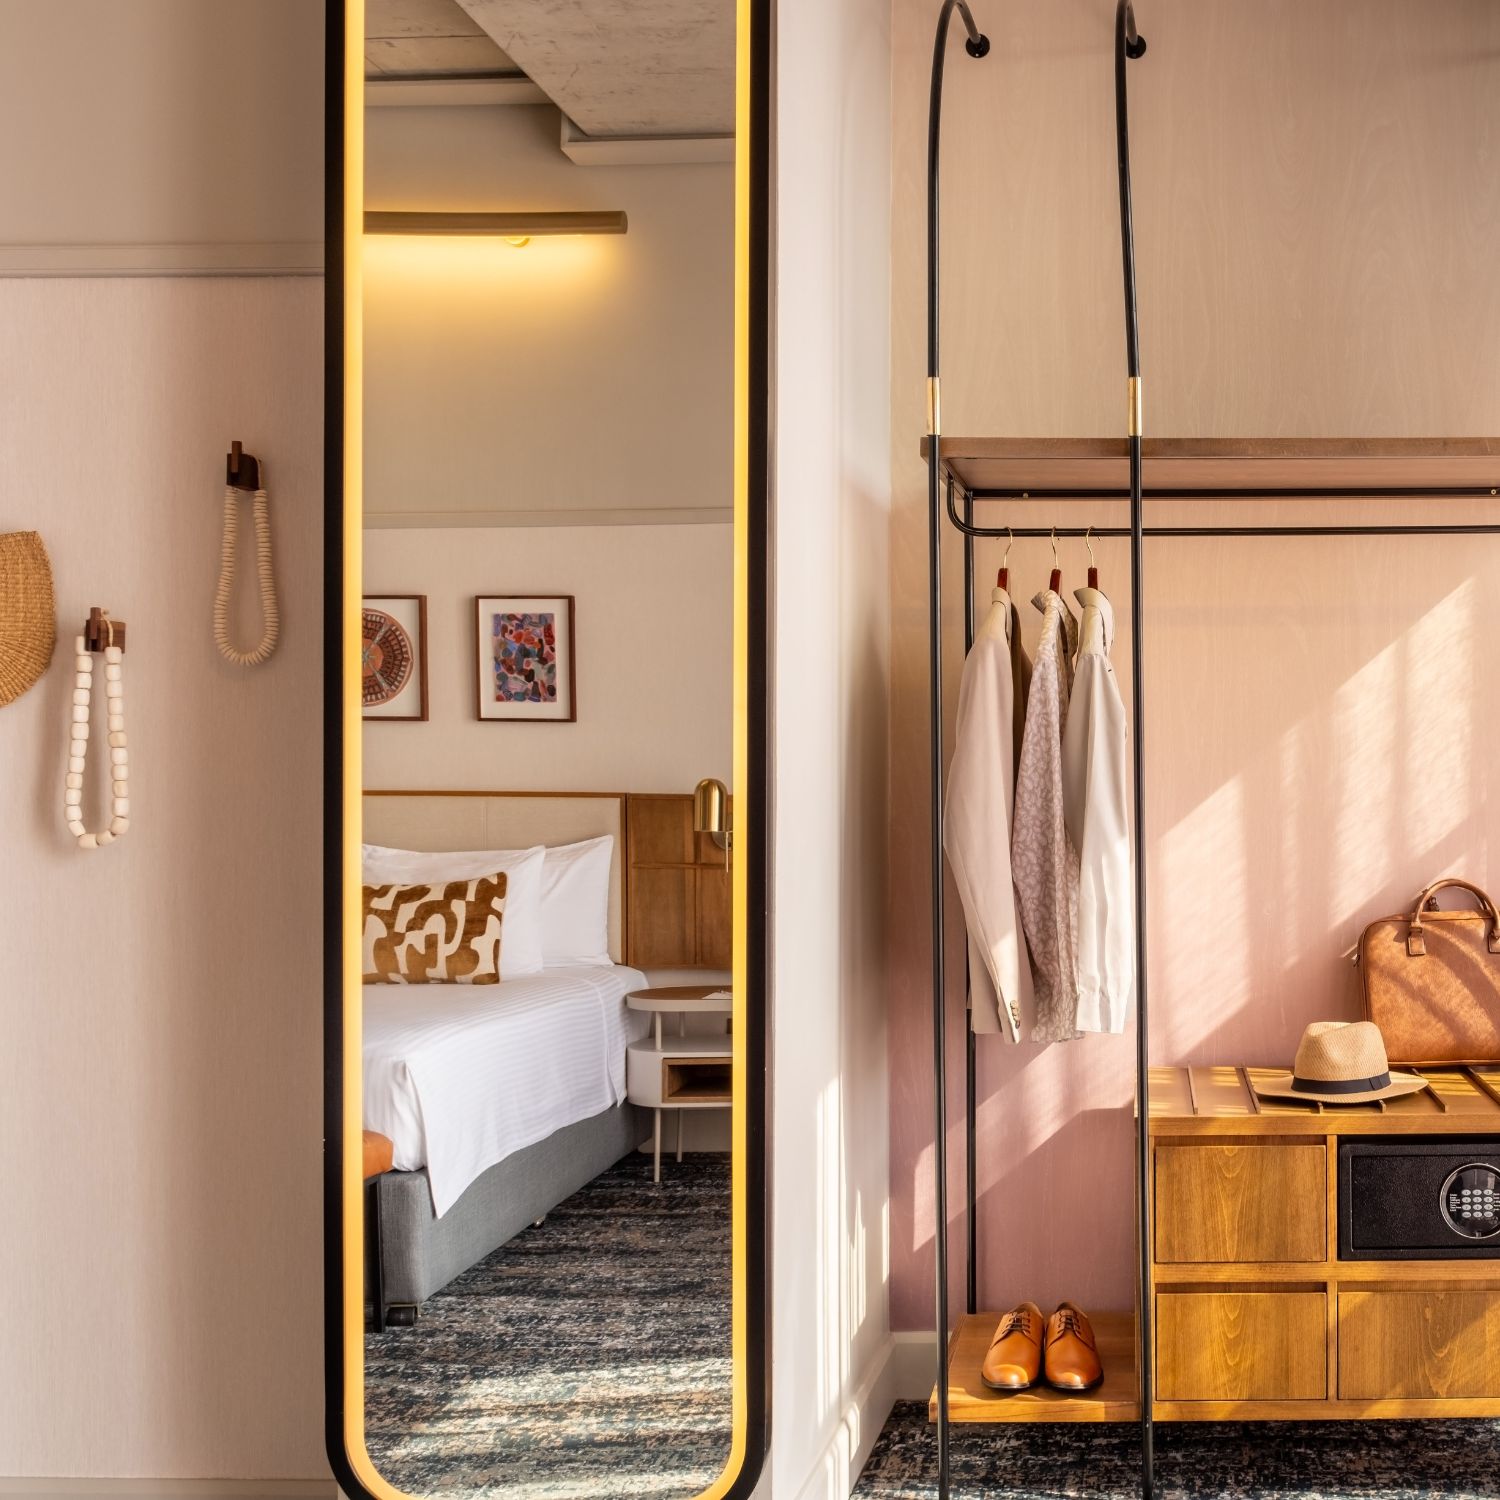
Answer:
[0,531,56,707]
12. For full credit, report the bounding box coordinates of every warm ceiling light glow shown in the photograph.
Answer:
[364,210,628,238]
[361,231,616,294]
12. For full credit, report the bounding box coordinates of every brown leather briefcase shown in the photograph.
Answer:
[1360,878,1500,1065]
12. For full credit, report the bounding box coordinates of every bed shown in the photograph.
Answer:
[361,791,651,1319]
[365,963,650,1217]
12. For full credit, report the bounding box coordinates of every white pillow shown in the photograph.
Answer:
[361,843,547,979]
[539,836,614,967]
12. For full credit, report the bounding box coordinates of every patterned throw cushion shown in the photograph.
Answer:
[362,872,508,984]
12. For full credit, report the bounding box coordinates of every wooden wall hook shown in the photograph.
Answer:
[83,605,126,654]
[226,440,262,492]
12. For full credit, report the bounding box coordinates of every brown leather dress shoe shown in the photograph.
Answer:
[980,1302,1043,1390]
[1044,1302,1104,1390]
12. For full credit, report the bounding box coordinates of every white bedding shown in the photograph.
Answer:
[363,963,649,1216]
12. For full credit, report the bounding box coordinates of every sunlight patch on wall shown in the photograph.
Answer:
[1156,773,1251,1059]
[1401,579,1476,866]
[816,1072,844,1415]
[1327,579,1475,926]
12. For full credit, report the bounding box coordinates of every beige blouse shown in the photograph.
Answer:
[1012,588,1080,1044]
[1061,586,1133,1034]
[944,588,1034,1039]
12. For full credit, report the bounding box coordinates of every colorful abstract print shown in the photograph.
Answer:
[491,611,558,704]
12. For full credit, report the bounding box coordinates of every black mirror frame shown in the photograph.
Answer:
[321,1,772,1496]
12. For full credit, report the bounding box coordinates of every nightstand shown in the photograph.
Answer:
[626,987,733,1182]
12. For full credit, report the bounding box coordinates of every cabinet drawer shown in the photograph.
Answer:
[1155,1143,1326,1263]
[1339,1290,1500,1399]
[1157,1292,1327,1402]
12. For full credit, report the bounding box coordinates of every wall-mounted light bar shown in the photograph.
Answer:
[363,210,628,238]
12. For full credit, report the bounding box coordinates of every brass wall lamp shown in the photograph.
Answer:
[364,210,628,248]
[694,776,732,865]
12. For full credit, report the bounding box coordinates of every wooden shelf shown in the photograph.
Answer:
[1149,1063,1500,1135]
[921,436,1500,495]
[933,1312,1140,1424]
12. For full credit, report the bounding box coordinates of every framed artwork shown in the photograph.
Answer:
[474,594,576,722]
[361,595,428,721]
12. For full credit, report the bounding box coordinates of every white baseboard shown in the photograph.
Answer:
[0,1482,333,1499]
[890,1329,941,1402]
[784,1335,902,1500]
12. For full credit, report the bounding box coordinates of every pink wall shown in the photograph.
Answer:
[888,0,1500,1329]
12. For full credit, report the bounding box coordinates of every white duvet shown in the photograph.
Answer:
[362,963,649,1216]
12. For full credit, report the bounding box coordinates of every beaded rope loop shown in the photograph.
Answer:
[64,615,129,850]
[213,482,279,666]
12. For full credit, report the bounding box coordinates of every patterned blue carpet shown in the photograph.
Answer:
[365,1153,731,1498]
[854,1402,1500,1499]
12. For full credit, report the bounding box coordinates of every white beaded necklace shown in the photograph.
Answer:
[64,620,129,849]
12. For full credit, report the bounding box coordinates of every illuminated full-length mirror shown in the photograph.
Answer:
[327,2,767,1496]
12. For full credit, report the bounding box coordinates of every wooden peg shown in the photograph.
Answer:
[84,606,126,654]
[226,440,261,492]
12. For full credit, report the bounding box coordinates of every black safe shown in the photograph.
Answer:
[1339,1137,1500,1259]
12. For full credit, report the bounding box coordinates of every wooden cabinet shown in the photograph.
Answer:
[1148,1067,1500,1420]
[625,794,732,970]
[1157,1292,1327,1402]
[1155,1144,1325,1264]
[1339,1291,1500,1400]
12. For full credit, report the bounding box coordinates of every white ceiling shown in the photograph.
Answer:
[454,0,734,138]
[365,0,518,78]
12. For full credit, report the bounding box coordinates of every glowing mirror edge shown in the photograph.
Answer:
[334,0,757,1495]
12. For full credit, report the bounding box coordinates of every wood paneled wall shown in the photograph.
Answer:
[626,793,732,970]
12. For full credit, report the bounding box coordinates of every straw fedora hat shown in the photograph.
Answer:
[0,531,56,708]
[1253,1021,1427,1104]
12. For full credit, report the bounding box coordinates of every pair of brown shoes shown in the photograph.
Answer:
[980,1301,1102,1391]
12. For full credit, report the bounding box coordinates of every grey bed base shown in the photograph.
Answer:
[376,1101,646,1312]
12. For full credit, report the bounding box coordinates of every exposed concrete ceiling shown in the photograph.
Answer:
[455,0,733,138]
[366,0,519,77]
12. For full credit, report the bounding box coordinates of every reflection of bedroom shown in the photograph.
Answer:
[358,42,735,1495]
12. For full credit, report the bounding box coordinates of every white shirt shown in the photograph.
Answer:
[1061,586,1133,1034]
[944,589,1034,1039]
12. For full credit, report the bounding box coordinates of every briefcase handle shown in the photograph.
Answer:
[1407,877,1500,956]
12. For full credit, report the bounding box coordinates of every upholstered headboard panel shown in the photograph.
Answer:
[362,791,627,963]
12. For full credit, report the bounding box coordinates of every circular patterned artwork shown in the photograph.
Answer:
[362,608,415,707]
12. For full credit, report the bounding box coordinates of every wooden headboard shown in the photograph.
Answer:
[360,791,731,971]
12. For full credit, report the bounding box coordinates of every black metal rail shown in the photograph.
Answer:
[1113,4,1153,1493]
[925,9,989,1500]
[961,478,979,1321]
[963,485,1500,501]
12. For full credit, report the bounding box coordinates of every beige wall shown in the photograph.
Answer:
[363,104,733,524]
[0,278,325,1479]
[889,0,1500,1328]
[0,0,323,273]
[362,523,732,792]
[765,0,896,1495]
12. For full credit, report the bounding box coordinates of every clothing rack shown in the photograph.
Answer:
[923,6,1500,1500]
